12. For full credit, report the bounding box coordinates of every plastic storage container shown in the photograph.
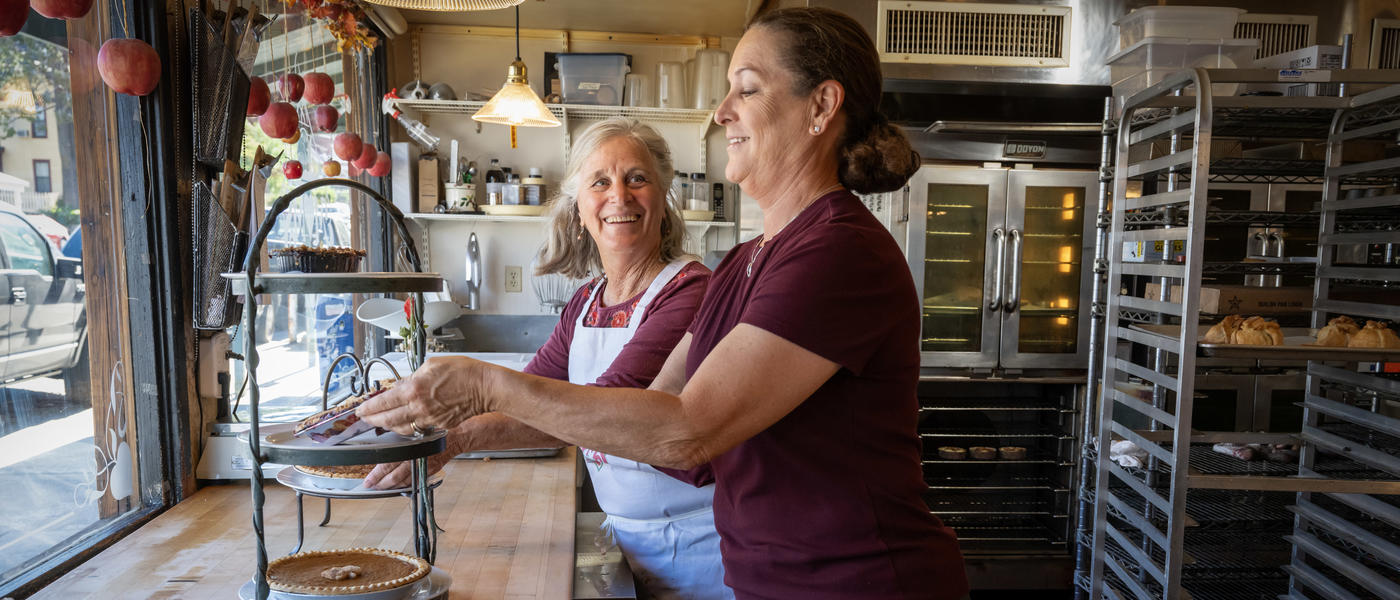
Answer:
[557,53,630,106]
[1108,38,1260,111]
[1115,6,1245,50]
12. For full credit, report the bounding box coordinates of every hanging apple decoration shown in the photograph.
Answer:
[278,73,304,102]
[247,76,270,116]
[322,160,341,177]
[1,0,28,37]
[348,163,362,177]
[283,160,303,180]
[259,102,298,139]
[333,132,362,161]
[368,151,391,177]
[353,144,377,170]
[303,72,334,105]
[313,105,339,132]
[31,0,93,19]
[97,38,162,96]
[281,129,301,144]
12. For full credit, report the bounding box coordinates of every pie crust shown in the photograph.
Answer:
[295,463,376,479]
[266,547,429,596]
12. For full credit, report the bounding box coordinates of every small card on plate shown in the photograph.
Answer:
[294,382,394,445]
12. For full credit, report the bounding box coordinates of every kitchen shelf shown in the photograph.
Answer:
[403,212,736,228]
[391,98,716,125]
[223,272,444,295]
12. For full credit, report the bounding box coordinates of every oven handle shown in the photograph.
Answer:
[989,227,1006,311]
[1005,228,1023,313]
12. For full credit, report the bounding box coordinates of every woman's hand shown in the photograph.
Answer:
[364,451,454,490]
[356,355,498,435]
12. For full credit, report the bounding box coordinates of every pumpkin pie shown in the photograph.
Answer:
[294,463,376,480]
[266,547,429,596]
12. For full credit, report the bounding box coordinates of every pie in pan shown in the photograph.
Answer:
[266,547,429,596]
[295,463,376,480]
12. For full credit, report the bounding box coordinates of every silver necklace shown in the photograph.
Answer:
[746,184,843,278]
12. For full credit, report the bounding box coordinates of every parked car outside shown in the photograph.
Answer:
[0,203,87,399]
[22,212,70,253]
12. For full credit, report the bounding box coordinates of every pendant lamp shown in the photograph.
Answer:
[363,0,524,10]
[472,5,561,128]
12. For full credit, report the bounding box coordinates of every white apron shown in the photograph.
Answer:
[568,259,731,600]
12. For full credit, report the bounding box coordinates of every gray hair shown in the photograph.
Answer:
[536,117,688,279]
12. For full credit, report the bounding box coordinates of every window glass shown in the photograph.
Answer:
[0,212,53,274]
[229,12,358,422]
[1,6,136,594]
[33,160,52,193]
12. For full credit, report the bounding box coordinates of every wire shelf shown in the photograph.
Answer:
[391,98,716,125]
[1108,488,1297,528]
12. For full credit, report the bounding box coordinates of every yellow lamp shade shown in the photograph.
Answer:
[472,60,560,128]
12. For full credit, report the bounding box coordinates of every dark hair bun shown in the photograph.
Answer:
[839,121,920,194]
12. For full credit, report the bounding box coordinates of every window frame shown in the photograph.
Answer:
[31,106,48,138]
[32,158,52,193]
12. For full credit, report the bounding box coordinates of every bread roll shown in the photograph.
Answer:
[1230,316,1283,346]
[1203,315,1243,344]
[1348,321,1400,349]
[1316,316,1360,347]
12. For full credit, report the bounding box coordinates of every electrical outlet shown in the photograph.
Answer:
[505,265,523,293]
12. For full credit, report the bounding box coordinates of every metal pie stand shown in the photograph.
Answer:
[232,178,446,600]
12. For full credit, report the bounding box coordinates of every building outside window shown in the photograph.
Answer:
[31,108,46,138]
[32,159,51,193]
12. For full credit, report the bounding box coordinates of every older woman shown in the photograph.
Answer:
[365,118,728,600]
[360,8,968,599]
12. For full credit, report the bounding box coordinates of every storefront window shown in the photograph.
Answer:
[230,10,358,422]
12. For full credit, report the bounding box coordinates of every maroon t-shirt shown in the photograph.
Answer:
[679,191,967,599]
[524,260,710,390]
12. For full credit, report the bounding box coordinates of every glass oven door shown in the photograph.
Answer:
[905,166,1007,369]
[1001,170,1097,369]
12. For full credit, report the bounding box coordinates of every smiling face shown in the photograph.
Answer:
[576,136,667,265]
[714,26,817,198]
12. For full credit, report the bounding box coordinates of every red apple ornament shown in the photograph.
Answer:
[353,144,377,170]
[247,76,270,116]
[1,0,29,37]
[278,73,304,102]
[313,105,339,132]
[303,72,334,105]
[259,102,298,139]
[32,0,93,19]
[333,133,362,161]
[368,151,391,177]
[97,39,162,96]
[283,160,303,180]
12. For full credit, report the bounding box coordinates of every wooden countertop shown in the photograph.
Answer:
[32,448,579,600]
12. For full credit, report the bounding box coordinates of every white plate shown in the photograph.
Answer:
[238,565,450,600]
[277,466,445,497]
[260,423,446,454]
[480,204,547,216]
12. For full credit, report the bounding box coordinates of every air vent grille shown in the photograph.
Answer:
[1234,18,1314,60]
[877,1,1071,67]
[1374,20,1400,69]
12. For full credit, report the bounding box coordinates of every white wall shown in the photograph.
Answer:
[403,30,756,315]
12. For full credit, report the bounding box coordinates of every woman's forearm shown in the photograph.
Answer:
[454,412,567,451]
[485,365,712,469]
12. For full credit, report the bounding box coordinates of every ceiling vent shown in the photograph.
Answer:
[876,1,1071,67]
[1371,18,1400,69]
[1234,13,1317,60]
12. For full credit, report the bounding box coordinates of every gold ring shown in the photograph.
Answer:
[412,421,427,435]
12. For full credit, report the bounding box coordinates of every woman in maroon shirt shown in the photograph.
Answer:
[360,7,968,599]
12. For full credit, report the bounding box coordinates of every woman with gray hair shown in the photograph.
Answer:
[366,118,727,599]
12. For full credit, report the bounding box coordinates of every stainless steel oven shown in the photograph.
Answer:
[905,165,1097,371]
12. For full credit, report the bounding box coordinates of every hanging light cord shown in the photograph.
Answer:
[514,5,521,61]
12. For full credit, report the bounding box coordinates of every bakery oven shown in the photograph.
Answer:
[918,380,1082,587]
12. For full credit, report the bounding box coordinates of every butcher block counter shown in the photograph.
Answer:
[31,447,579,599]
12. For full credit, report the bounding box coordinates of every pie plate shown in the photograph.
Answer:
[238,565,450,600]
[252,423,446,467]
[277,465,444,497]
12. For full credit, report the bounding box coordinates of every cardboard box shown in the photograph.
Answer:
[417,156,440,213]
[1144,283,1313,314]
[1122,240,1185,263]
[1248,45,1343,96]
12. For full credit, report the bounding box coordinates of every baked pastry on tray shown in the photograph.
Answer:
[1230,316,1283,346]
[1315,316,1359,347]
[266,547,429,596]
[1202,315,1243,345]
[295,463,376,480]
[1348,320,1400,349]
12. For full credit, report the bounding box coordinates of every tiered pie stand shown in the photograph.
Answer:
[229,179,449,600]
